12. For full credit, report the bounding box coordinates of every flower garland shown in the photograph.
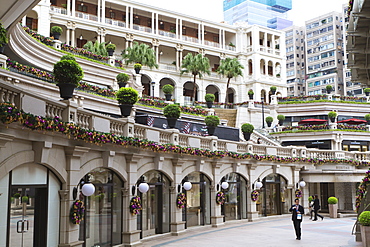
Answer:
[176,193,186,208]
[216,191,226,205]
[295,189,302,198]
[70,200,85,224]
[1,102,370,166]
[129,196,142,215]
[356,170,370,212]
[251,190,259,202]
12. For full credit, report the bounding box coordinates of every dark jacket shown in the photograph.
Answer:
[289,204,304,221]
[313,198,321,210]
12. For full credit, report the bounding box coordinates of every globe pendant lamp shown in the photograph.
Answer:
[221,181,229,190]
[81,183,95,197]
[183,181,192,191]
[138,182,150,193]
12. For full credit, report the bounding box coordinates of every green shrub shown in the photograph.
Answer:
[326,85,333,90]
[328,196,338,204]
[364,88,370,93]
[134,63,142,69]
[106,43,116,50]
[359,211,370,226]
[53,60,83,85]
[248,89,254,95]
[205,93,215,102]
[116,73,130,83]
[365,114,370,121]
[162,84,174,94]
[277,115,285,121]
[241,123,254,133]
[308,196,313,202]
[21,196,29,203]
[60,55,76,61]
[51,26,63,35]
[270,86,277,91]
[265,116,273,123]
[163,104,181,119]
[13,193,20,198]
[115,87,139,105]
[0,22,8,46]
[204,115,220,127]
[328,111,337,119]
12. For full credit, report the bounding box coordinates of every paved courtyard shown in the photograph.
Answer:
[142,215,362,247]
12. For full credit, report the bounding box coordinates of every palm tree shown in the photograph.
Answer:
[217,57,244,105]
[121,41,158,69]
[83,41,108,56]
[180,53,210,102]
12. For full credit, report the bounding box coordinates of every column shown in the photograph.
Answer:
[67,0,71,16]
[170,159,186,234]
[219,29,222,48]
[272,34,275,54]
[130,7,134,29]
[155,13,159,35]
[202,23,205,45]
[125,6,129,28]
[211,162,224,227]
[264,32,267,49]
[102,0,106,24]
[179,19,182,40]
[22,16,27,26]
[198,23,201,43]
[222,30,226,49]
[247,165,259,221]
[176,18,179,39]
[155,45,159,65]
[71,28,75,47]
[176,49,179,71]
[66,28,70,45]
[151,12,155,34]
[179,50,183,68]
[71,0,76,17]
[97,0,101,22]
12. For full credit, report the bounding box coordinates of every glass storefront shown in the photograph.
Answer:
[342,141,368,152]
[79,168,123,247]
[221,173,248,221]
[183,172,211,228]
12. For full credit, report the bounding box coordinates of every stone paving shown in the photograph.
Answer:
[142,215,362,247]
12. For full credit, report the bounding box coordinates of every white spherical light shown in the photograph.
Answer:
[255,181,263,189]
[221,181,229,190]
[81,183,95,197]
[299,181,306,188]
[138,183,149,193]
[183,181,192,191]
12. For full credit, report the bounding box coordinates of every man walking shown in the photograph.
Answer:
[313,194,324,221]
[289,198,304,240]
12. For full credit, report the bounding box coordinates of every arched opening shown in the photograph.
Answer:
[220,173,248,221]
[226,87,235,104]
[248,59,253,75]
[268,61,273,76]
[141,74,152,96]
[182,172,211,228]
[136,170,171,238]
[205,85,220,102]
[275,62,281,77]
[257,174,291,216]
[261,89,267,102]
[260,59,266,75]
[159,78,176,99]
[183,81,198,104]
[79,168,123,247]
[26,10,38,31]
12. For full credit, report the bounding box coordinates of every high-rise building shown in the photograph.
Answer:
[223,0,293,30]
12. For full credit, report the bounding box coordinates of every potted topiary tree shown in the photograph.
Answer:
[248,89,254,100]
[134,63,142,74]
[241,123,254,141]
[53,59,84,100]
[163,104,181,128]
[328,196,338,218]
[326,85,333,94]
[277,115,285,126]
[116,73,130,88]
[0,22,8,54]
[162,84,174,101]
[358,211,370,247]
[106,43,116,56]
[270,86,277,95]
[51,26,63,40]
[115,87,139,117]
[365,88,370,96]
[328,111,337,123]
[205,93,215,108]
[204,115,220,136]
[60,54,76,61]
[265,116,273,127]
[365,114,370,125]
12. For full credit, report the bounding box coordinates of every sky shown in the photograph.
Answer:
[134,0,348,26]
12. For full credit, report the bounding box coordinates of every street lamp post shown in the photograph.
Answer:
[151,81,155,97]
[261,97,265,128]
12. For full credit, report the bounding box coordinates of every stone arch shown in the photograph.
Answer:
[261,89,267,103]
[25,10,38,31]
[226,87,236,104]
[183,81,199,103]
[206,84,220,102]
[137,162,174,183]
[248,59,253,75]
[159,77,176,99]
[141,74,153,96]
[268,60,273,76]
[275,62,281,78]
[260,59,266,75]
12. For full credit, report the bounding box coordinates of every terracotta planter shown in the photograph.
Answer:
[118,82,127,88]
[206,102,213,108]
[165,94,172,101]
[329,203,338,218]
[166,118,177,128]
[57,83,76,100]
[243,132,251,141]
[360,225,370,247]
[207,126,216,136]
[119,104,133,117]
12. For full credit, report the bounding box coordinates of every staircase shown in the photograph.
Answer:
[254,128,281,146]
[214,108,237,127]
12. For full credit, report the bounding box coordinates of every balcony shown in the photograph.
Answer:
[50,6,67,15]
[105,18,126,28]
[158,30,176,38]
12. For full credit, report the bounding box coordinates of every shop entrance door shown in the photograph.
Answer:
[8,186,47,247]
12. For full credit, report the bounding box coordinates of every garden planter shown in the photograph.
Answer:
[360,225,370,247]
[118,82,127,88]
[0,45,5,54]
[207,126,216,136]
[330,118,336,123]
[107,49,114,56]
[134,68,141,74]
[165,94,172,101]
[166,118,177,128]
[57,83,76,100]
[206,102,213,108]
[53,33,61,40]
[243,132,251,141]
[367,120,370,125]
[366,92,370,96]
[327,89,332,94]
[279,120,284,126]
[271,90,276,95]
[119,104,133,117]
[249,95,253,100]
[329,204,338,218]
[267,122,272,127]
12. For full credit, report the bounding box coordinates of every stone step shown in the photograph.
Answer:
[214,108,237,127]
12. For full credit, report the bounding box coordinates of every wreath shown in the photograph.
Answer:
[129,196,142,215]
[216,191,226,205]
[70,199,85,225]
[251,190,259,202]
[176,192,186,208]
[295,189,302,198]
